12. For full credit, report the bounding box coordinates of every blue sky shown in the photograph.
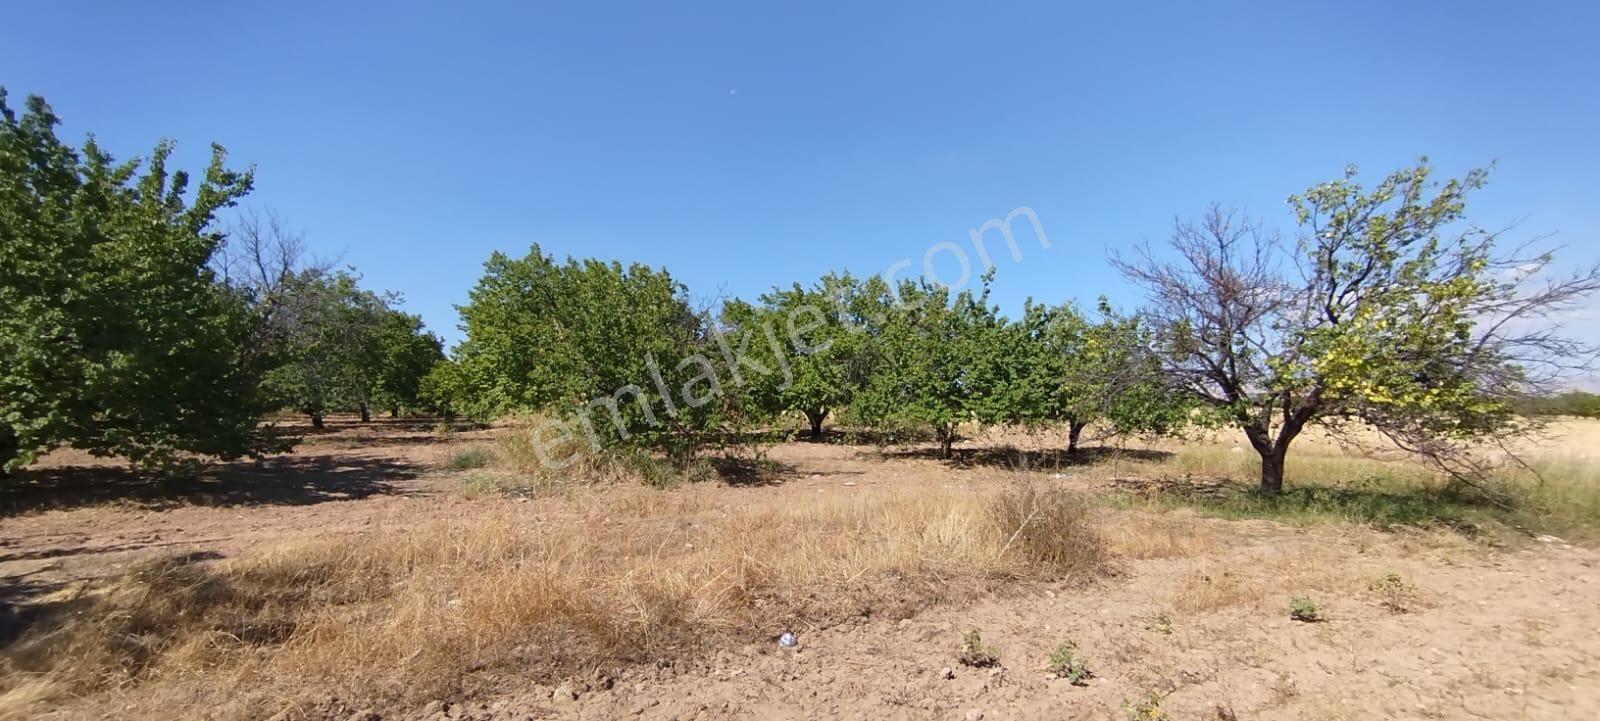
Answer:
[8,1,1599,351]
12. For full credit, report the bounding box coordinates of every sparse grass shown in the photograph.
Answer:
[1288,595,1325,622]
[1100,509,1214,559]
[1171,568,1261,612]
[1,481,1102,718]
[447,446,496,470]
[492,413,719,490]
[957,628,1000,668]
[1506,456,1600,541]
[1096,437,1600,541]
[1101,476,1504,532]
[1047,640,1092,684]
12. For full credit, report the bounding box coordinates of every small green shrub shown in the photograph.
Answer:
[956,627,1000,668]
[1288,595,1324,622]
[1125,691,1170,721]
[1145,611,1173,635]
[448,446,496,470]
[1368,572,1417,613]
[1047,641,1092,684]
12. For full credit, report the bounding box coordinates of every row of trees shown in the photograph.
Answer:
[432,162,1600,492]
[6,86,1597,492]
[1,90,442,476]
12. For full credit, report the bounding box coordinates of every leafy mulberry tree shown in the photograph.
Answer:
[1115,161,1600,493]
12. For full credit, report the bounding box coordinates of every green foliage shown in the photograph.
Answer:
[1515,391,1600,418]
[1288,595,1324,622]
[1118,160,1600,493]
[1125,692,1171,721]
[0,89,274,475]
[853,276,1005,458]
[1047,641,1092,684]
[956,627,1000,667]
[452,245,707,443]
[419,358,467,418]
[371,310,445,416]
[718,271,882,438]
[1145,612,1173,635]
[257,270,437,425]
[1001,298,1187,452]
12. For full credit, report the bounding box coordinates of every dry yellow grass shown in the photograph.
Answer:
[10,418,1600,720]
[1099,508,1218,560]
[0,480,1103,719]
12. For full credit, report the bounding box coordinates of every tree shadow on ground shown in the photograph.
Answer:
[877,444,1175,470]
[711,457,800,487]
[1106,476,1511,534]
[272,416,485,450]
[0,453,422,517]
[0,569,69,645]
[0,550,226,651]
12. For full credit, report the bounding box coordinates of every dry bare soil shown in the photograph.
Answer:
[3,419,1598,721]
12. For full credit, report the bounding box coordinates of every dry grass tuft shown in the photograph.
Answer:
[491,412,718,491]
[1169,566,1264,613]
[985,482,1105,577]
[1,481,1105,718]
[1100,509,1217,560]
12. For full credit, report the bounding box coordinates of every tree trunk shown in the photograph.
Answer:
[389,407,399,419]
[1066,419,1086,456]
[938,425,955,459]
[805,409,827,439]
[0,425,17,479]
[358,402,372,424]
[1259,447,1286,495]
[310,411,325,430]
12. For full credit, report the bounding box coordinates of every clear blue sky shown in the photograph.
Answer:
[9,1,1599,350]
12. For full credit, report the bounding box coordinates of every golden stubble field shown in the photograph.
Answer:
[2,417,1598,721]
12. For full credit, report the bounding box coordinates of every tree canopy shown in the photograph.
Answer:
[6,87,1595,494]
[1115,161,1600,493]
[1,90,271,474]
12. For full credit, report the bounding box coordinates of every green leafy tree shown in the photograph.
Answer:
[452,245,707,445]
[371,310,445,417]
[856,276,1005,459]
[1114,161,1600,493]
[719,271,880,438]
[1004,300,1185,454]
[1515,390,1600,418]
[0,89,271,475]
[262,270,392,428]
[418,358,467,419]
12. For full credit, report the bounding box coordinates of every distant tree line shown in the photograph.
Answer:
[5,88,1597,494]
[1514,390,1600,419]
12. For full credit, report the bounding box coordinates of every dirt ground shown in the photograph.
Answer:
[3,419,1598,721]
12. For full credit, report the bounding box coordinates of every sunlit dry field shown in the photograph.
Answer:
[2,418,1598,720]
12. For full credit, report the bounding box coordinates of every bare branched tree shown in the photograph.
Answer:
[1114,162,1600,494]
[217,209,335,352]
